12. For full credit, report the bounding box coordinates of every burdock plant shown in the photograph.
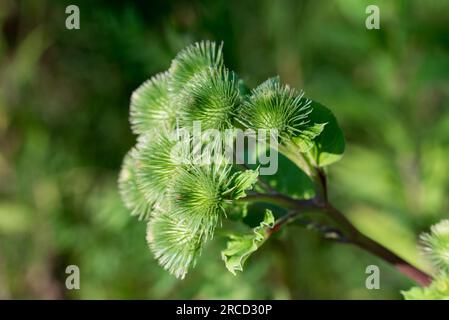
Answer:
[119,41,448,297]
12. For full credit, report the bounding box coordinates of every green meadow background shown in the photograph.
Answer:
[0,0,448,299]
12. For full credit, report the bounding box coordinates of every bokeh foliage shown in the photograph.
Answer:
[0,0,448,299]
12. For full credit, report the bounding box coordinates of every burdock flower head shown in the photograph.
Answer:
[237,76,326,152]
[177,67,240,130]
[119,41,334,279]
[147,207,204,279]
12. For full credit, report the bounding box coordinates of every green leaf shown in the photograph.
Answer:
[308,101,345,167]
[244,141,315,199]
[224,169,259,200]
[221,209,275,275]
[291,122,326,153]
[264,153,315,199]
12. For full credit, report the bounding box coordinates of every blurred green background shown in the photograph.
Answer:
[0,0,448,299]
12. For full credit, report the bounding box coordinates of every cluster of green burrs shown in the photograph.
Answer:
[118,41,343,279]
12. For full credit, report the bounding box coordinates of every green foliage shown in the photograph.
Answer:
[307,102,346,167]
[222,209,275,275]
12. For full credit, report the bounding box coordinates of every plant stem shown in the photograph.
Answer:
[323,203,432,287]
[240,192,433,286]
